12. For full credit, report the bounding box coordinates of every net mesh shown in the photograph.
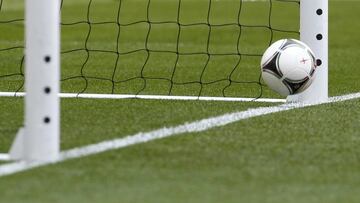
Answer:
[0,0,299,99]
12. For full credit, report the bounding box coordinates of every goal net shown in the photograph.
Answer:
[0,0,300,101]
[0,0,328,161]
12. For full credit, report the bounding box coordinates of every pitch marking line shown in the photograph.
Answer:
[0,92,286,103]
[0,92,360,177]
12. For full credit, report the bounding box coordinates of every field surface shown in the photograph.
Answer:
[0,0,360,203]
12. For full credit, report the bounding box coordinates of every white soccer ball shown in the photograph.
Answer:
[261,39,317,96]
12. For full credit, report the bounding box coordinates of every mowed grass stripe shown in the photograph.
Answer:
[0,92,359,177]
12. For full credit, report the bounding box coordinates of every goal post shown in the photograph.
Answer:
[9,0,60,161]
[287,0,328,103]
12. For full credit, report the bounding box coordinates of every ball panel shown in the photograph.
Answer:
[261,52,283,78]
[283,68,310,83]
[260,39,286,66]
[278,46,314,80]
[283,77,312,95]
[291,39,317,69]
[262,72,291,96]
[280,39,301,50]
[296,77,313,94]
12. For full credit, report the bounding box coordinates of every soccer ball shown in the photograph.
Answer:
[261,39,316,96]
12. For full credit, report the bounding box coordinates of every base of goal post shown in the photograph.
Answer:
[7,126,60,162]
[287,0,328,103]
[8,127,25,160]
[0,154,11,161]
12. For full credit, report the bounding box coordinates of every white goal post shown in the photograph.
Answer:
[5,0,328,162]
[287,0,328,102]
[8,0,60,161]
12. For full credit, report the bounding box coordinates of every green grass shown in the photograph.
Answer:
[0,0,360,203]
[1,0,300,98]
[0,98,359,203]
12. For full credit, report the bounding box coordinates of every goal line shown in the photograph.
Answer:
[0,92,286,103]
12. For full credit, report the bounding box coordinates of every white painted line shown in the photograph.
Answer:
[60,93,287,103]
[0,154,10,161]
[0,92,25,97]
[0,92,359,177]
[0,92,286,103]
